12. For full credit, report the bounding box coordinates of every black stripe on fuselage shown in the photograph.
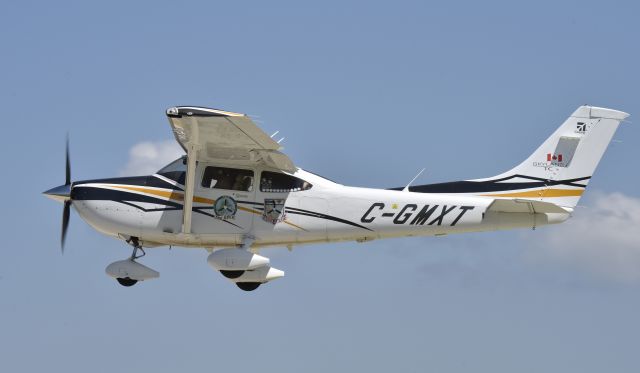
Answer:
[74,175,183,191]
[237,201,372,231]
[72,184,371,232]
[118,200,181,213]
[72,185,182,207]
[71,186,243,229]
[389,175,590,194]
[286,207,373,231]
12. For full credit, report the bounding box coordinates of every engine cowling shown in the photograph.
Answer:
[207,248,270,271]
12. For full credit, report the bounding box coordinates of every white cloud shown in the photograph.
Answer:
[119,140,184,176]
[529,191,640,282]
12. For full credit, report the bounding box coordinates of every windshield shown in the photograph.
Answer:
[158,156,187,173]
[157,156,187,184]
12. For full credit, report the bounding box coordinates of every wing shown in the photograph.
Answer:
[166,106,295,172]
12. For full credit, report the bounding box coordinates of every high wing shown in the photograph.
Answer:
[165,106,295,172]
[165,106,296,234]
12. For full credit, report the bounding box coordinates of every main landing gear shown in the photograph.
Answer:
[105,237,160,287]
[236,282,261,291]
[116,277,138,287]
[207,243,285,292]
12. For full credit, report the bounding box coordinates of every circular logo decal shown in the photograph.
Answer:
[213,195,237,219]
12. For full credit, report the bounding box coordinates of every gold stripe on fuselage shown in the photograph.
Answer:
[108,185,214,204]
[480,188,584,198]
[101,184,308,231]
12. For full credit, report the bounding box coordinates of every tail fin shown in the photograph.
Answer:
[472,105,629,208]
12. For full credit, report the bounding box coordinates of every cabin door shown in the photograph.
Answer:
[190,164,256,235]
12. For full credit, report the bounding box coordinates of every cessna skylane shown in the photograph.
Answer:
[43,105,628,291]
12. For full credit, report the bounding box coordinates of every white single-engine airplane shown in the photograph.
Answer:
[44,105,628,291]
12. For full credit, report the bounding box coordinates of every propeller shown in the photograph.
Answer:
[43,135,74,253]
[62,200,70,251]
[65,135,71,185]
[61,136,71,253]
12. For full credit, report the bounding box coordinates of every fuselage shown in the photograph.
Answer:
[70,160,566,249]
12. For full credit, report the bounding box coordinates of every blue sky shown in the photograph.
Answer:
[1,1,640,372]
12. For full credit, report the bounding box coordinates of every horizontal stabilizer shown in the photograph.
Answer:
[487,199,571,214]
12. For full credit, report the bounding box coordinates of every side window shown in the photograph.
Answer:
[260,171,312,192]
[201,167,254,192]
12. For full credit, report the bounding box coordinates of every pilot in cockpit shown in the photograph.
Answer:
[232,174,253,191]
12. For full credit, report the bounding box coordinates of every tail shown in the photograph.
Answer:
[471,105,629,208]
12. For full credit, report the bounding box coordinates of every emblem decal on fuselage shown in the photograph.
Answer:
[263,199,286,224]
[214,195,237,219]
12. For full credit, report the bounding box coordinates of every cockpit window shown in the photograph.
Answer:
[202,166,254,191]
[157,156,187,184]
[260,171,312,192]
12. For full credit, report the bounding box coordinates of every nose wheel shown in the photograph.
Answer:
[106,237,159,287]
[116,238,145,287]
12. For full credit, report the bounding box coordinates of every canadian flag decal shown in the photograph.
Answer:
[547,153,563,162]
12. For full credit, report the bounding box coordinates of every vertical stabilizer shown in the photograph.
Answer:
[471,106,628,207]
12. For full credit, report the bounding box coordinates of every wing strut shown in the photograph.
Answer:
[182,118,200,234]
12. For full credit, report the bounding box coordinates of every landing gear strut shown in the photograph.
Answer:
[113,237,145,287]
[127,236,146,260]
[106,237,159,287]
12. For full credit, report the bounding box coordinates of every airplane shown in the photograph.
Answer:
[43,105,629,291]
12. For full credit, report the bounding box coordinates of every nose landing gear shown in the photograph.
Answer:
[105,237,160,287]
[127,236,146,260]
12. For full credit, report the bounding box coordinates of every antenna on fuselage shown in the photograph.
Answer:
[402,168,425,192]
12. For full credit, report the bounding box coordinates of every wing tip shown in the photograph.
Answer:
[166,106,245,118]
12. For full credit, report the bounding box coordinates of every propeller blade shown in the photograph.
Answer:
[61,200,70,253]
[65,134,71,186]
